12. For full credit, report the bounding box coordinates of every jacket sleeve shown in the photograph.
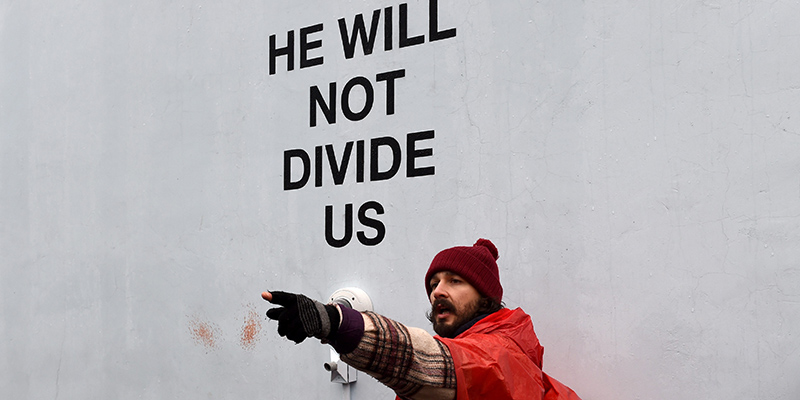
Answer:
[339,311,456,400]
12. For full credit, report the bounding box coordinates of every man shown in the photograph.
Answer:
[262,239,581,399]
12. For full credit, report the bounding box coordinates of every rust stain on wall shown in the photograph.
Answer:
[240,303,262,350]
[188,316,222,349]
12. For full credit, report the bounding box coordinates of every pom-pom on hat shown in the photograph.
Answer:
[425,238,503,302]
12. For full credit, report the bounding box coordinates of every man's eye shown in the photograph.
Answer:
[430,282,438,289]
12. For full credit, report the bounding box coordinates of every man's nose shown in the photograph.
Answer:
[431,283,448,299]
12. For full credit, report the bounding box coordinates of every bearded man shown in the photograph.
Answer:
[262,239,582,400]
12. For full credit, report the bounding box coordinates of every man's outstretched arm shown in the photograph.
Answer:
[340,311,456,400]
[263,291,456,400]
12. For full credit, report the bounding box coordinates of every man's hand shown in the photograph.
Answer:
[262,291,340,344]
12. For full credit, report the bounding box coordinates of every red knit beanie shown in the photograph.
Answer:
[425,238,503,302]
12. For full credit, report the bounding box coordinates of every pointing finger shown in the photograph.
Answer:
[264,290,295,306]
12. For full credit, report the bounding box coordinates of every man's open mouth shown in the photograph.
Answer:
[435,302,453,319]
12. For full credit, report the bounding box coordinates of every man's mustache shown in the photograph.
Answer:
[431,298,456,315]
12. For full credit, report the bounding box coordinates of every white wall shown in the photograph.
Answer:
[2,1,799,399]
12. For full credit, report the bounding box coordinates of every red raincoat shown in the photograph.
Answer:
[435,308,581,400]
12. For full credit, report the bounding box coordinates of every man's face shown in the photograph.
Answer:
[428,271,482,338]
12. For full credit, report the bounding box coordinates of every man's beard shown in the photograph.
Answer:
[427,297,481,338]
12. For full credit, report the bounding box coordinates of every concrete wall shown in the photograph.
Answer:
[2,0,799,399]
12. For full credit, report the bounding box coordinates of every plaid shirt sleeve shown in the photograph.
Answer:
[340,311,457,400]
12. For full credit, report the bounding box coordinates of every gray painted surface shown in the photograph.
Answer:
[2,1,799,399]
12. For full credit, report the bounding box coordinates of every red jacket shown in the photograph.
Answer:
[435,308,581,400]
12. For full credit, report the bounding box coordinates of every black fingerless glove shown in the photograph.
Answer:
[265,291,341,344]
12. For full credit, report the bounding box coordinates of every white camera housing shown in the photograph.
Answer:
[324,287,373,384]
[328,287,373,312]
